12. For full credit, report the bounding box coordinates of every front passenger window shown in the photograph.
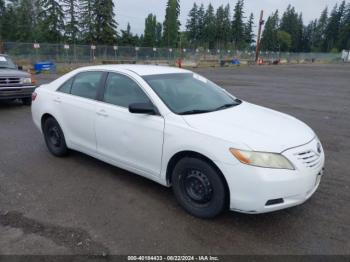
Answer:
[104,73,151,108]
[71,72,103,100]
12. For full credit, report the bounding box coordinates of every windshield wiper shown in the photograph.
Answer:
[213,100,242,111]
[178,109,212,115]
[179,100,242,115]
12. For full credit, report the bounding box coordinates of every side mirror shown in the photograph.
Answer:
[129,103,157,115]
[17,65,23,70]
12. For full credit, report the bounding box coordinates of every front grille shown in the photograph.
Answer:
[294,150,322,169]
[0,77,21,85]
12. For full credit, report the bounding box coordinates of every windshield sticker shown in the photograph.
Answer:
[193,74,208,83]
[0,56,7,62]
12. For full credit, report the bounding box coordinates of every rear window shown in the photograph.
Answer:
[59,71,104,100]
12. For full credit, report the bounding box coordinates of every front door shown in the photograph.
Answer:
[95,72,164,177]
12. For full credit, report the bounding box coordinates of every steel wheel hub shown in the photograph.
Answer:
[48,127,61,147]
[183,169,213,204]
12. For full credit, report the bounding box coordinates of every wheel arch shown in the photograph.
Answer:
[166,150,230,201]
[41,113,55,131]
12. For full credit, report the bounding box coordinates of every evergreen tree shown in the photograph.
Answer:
[16,0,37,41]
[280,5,303,52]
[62,0,79,44]
[80,0,95,43]
[1,0,20,41]
[215,5,225,48]
[37,0,65,42]
[186,2,198,46]
[163,0,180,47]
[120,23,138,46]
[143,14,157,47]
[314,7,328,51]
[324,1,346,51]
[245,13,255,47]
[222,4,231,48]
[0,0,6,40]
[215,4,231,49]
[261,10,279,51]
[155,22,162,46]
[197,4,205,47]
[296,13,304,51]
[232,0,245,49]
[93,0,118,44]
[304,20,318,51]
[339,3,350,49]
[203,3,216,49]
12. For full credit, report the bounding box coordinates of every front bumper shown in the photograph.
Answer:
[0,85,36,100]
[220,138,325,214]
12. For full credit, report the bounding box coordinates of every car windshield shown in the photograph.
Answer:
[143,73,241,115]
[0,55,17,69]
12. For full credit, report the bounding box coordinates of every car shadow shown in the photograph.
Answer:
[0,99,25,109]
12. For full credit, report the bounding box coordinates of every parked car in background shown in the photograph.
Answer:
[31,65,325,218]
[0,54,36,105]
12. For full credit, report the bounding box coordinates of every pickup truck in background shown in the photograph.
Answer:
[0,54,36,106]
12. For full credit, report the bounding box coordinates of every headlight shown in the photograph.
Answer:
[229,148,295,170]
[21,77,32,84]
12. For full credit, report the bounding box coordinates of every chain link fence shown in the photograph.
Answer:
[2,42,344,66]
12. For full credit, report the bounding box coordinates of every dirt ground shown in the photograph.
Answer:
[0,64,349,255]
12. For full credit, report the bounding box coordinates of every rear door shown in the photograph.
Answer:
[55,71,106,153]
[95,72,164,177]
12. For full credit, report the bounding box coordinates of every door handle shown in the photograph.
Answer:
[96,110,108,117]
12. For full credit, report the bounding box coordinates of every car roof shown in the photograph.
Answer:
[79,64,191,76]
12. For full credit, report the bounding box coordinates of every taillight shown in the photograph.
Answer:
[32,92,37,101]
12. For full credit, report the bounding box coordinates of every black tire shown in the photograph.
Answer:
[43,117,69,157]
[22,97,32,106]
[171,157,227,218]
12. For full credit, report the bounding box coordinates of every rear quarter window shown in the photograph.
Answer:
[58,78,74,94]
[71,72,104,100]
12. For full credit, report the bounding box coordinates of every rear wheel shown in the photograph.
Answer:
[22,97,32,106]
[43,117,68,157]
[171,157,227,218]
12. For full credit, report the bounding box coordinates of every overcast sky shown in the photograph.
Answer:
[116,0,342,35]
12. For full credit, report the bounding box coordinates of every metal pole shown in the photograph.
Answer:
[255,10,264,62]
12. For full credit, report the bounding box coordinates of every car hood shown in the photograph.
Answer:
[0,69,30,77]
[181,102,315,153]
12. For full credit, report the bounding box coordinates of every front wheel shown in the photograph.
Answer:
[171,158,227,218]
[43,117,69,157]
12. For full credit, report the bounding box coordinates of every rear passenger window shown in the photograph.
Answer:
[104,73,150,108]
[71,72,103,100]
[58,78,73,94]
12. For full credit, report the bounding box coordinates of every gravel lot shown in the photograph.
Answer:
[0,64,349,255]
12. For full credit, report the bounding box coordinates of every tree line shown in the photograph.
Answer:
[185,1,254,50]
[0,0,181,47]
[0,0,349,52]
[261,1,350,52]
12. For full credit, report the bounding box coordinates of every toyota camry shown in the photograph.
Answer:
[32,65,325,218]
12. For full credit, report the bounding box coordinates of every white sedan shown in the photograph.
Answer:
[32,65,325,218]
